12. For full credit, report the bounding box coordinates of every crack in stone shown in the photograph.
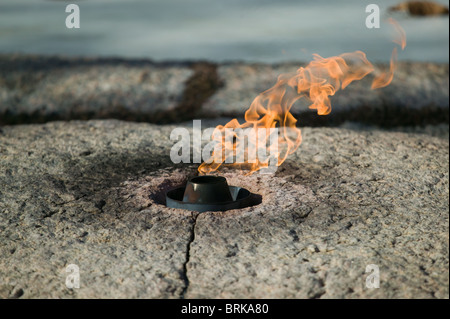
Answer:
[311,278,327,299]
[180,212,199,299]
[53,194,88,207]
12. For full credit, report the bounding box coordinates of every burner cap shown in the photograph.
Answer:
[166,175,253,212]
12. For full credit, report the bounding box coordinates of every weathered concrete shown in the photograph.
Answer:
[0,55,219,124]
[0,120,448,298]
[0,121,198,298]
[1,55,448,127]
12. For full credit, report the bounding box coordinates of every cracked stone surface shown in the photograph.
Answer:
[0,120,448,298]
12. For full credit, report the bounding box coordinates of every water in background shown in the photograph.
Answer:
[0,0,448,63]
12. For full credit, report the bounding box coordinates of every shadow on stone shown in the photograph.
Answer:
[151,178,188,206]
[292,103,449,128]
[63,150,177,201]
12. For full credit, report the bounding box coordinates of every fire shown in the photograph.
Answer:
[199,19,406,175]
[372,18,406,89]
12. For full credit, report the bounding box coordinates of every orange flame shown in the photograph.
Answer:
[372,18,406,89]
[199,19,406,175]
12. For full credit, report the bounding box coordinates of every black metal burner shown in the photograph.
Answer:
[165,175,253,212]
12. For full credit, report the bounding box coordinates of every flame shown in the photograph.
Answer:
[372,18,406,89]
[199,19,406,175]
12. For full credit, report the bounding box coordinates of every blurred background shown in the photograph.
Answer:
[0,0,448,131]
[0,0,448,63]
